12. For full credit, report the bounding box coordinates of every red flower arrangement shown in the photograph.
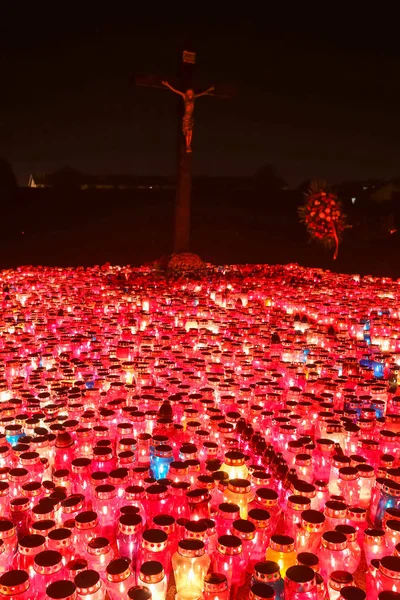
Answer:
[298,180,348,260]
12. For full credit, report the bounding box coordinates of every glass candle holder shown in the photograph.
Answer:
[328,570,354,600]
[224,479,251,519]
[248,488,280,534]
[248,582,275,599]
[232,519,256,574]
[377,556,400,594]
[138,560,167,600]
[285,496,311,540]
[318,531,357,581]
[338,587,366,599]
[105,557,135,600]
[186,489,211,521]
[334,525,361,571]
[374,479,400,529]
[212,534,244,594]
[86,537,114,579]
[0,570,31,600]
[74,569,106,599]
[32,549,66,598]
[47,528,74,565]
[265,535,296,578]
[296,509,325,554]
[219,451,248,480]
[385,519,400,555]
[203,572,229,600]
[216,503,241,536]
[252,561,284,600]
[116,514,142,570]
[172,539,210,596]
[284,565,317,600]
[46,580,77,599]
[324,501,348,530]
[337,467,361,506]
[150,445,173,480]
[74,512,100,557]
[139,529,170,579]
[127,586,152,600]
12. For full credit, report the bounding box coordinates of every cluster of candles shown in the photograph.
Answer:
[1,263,400,599]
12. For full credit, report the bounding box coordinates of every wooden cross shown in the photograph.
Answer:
[135,49,234,254]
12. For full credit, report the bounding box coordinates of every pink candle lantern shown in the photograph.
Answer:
[324,501,348,530]
[285,496,311,540]
[385,519,400,554]
[296,510,326,554]
[47,528,74,565]
[15,533,47,572]
[232,519,256,575]
[105,557,136,600]
[216,503,241,536]
[212,534,244,595]
[327,571,354,600]
[0,570,31,600]
[334,525,361,570]
[139,529,170,579]
[365,559,381,599]
[86,537,114,578]
[137,561,167,600]
[317,531,357,581]
[31,549,66,597]
[74,512,100,556]
[377,556,400,594]
[186,488,211,521]
[116,514,142,569]
[337,468,361,506]
[248,488,280,534]
[74,569,106,599]
[203,572,229,600]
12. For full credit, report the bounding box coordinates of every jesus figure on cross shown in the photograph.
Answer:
[161,81,214,153]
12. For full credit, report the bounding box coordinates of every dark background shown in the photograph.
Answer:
[1,5,400,274]
[2,5,400,185]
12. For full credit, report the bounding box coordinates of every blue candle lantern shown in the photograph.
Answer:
[5,425,24,447]
[150,444,174,480]
[373,360,385,379]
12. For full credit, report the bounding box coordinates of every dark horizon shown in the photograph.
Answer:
[2,6,400,188]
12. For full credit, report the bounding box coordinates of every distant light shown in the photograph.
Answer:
[352,197,356,204]
[363,186,368,190]
[149,186,153,189]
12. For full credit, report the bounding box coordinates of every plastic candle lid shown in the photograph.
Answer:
[249,582,275,600]
[285,565,316,593]
[45,580,76,599]
[106,557,132,583]
[74,570,101,595]
[269,534,295,553]
[253,561,281,583]
[139,560,165,584]
[128,586,152,600]
[0,570,30,596]
[339,586,367,599]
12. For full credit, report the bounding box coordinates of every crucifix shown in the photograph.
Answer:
[135,49,234,254]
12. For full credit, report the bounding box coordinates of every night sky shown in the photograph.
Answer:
[1,6,400,187]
